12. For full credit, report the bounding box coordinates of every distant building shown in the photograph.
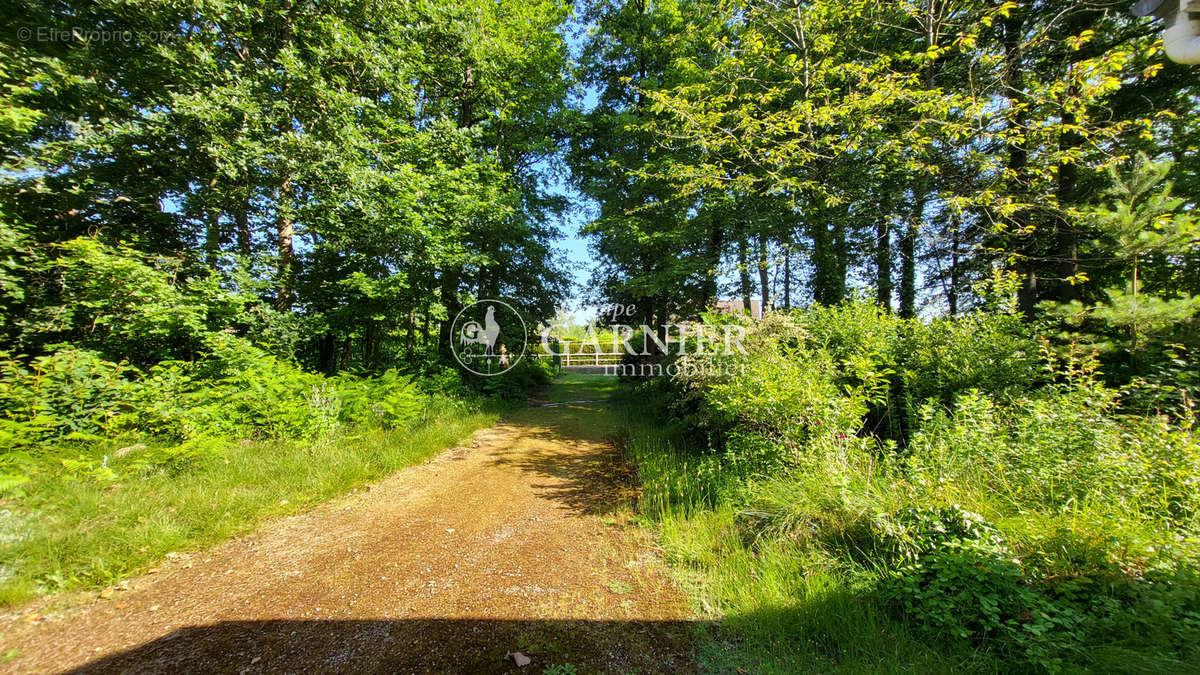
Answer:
[712,299,762,320]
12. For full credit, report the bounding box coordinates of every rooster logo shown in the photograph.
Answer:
[459,305,501,357]
[450,299,527,376]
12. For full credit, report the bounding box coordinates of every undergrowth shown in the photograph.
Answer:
[0,235,555,605]
[619,301,1200,673]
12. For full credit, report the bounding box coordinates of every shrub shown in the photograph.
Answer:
[21,239,212,363]
[909,378,1200,529]
[883,507,1028,643]
[472,356,557,400]
[898,311,1041,413]
[0,347,137,449]
[333,369,423,429]
[658,312,870,474]
[0,329,451,489]
[798,300,1042,443]
[635,301,1200,671]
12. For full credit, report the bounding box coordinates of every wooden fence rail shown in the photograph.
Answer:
[531,351,625,367]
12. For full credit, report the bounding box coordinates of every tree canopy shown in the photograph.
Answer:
[3,0,572,374]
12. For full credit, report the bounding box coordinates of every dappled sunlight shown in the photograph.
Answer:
[4,377,694,672]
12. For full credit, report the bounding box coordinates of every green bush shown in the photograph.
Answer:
[472,356,558,400]
[800,300,1042,442]
[0,348,137,448]
[0,331,446,491]
[333,369,424,428]
[630,301,1200,671]
[910,377,1199,528]
[883,507,1027,643]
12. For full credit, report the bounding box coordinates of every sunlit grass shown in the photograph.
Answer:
[0,401,499,607]
[616,395,982,673]
[544,372,621,403]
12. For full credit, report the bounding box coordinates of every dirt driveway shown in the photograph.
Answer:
[1,375,698,674]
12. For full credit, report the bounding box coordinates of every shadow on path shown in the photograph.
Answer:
[491,389,639,516]
[69,618,704,674]
[7,376,699,674]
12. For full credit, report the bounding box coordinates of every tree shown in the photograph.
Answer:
[1048,156,1199,359]
[1,0,571,376]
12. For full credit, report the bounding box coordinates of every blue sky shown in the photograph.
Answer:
[550,21,601,311]
[543,163,595,306]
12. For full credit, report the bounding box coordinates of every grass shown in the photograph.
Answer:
[506,373,623,447]
[615,392,986,673]
[616,381,1200,672]
[543,372,621,404]
[0,399,501,607]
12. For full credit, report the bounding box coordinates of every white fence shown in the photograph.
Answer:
[532,350,624,367]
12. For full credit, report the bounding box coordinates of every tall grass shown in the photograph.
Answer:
[618,398,970,673]
[0,400,500,607]
[616,323,1200,673]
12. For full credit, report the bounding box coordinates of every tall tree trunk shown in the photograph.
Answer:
[235,205,251,256]
[272,0,296,311]
[810,216,832,305]
[319,332,336,375]
[460,66,476,128]
[204,176,221,267]
[1130,256,1140,354]
[1002,8,1036,317]
[338,336,352,371]
[832,212,848,305]
[438,269,461,361]
[362,322,373,369]
[235,183,251,256]
[1054,106,1082,303]
[737,235,753,313]
[783,243,792,310]
[899,4,942,319]
[875,201,893,311]
[423,302,432,351]
[274,174,295,311]
[948,211,961,316]
[900,188,926,319]
[900,217,918,319]
[703,218,723,305]
[756,233,770,311]
[406,300,416,362]
[362,322,381,373]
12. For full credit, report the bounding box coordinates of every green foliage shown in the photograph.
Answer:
[24,240,213,362]
[573,0,1199,323]
[0,348,136,451]
[0,221,29,330]
[472,357,558,401]
[624,303,1200,671]
[1045,156,1200,369]
[658,302,1042,465]
[5,236,295,366]
[2,0,570,381]
[884,507,1026,643]
[0,238,516,498]
[801,300,1042,441]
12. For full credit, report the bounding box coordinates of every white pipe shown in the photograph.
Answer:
[1164,0,1200,64]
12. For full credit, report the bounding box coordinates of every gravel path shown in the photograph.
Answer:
[0,377,696,673]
